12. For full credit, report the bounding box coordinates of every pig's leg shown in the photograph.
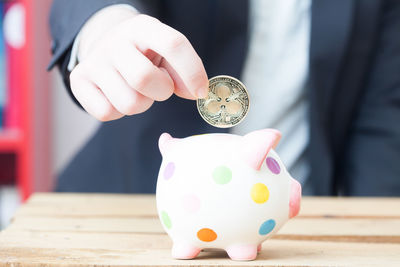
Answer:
[171,243,201,259]
[257,243,262,253]
[226,244,258,261]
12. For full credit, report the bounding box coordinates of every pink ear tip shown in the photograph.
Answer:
[248,129,282,144]
[159,133,173,156]
[266,128,282,136]
[264,129,282,148]
[242,128,282,171]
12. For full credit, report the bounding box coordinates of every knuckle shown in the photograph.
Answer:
[119,98,138,116]
[136,98,154,114]
[69,69,85,96]
[134,67,154,90]
[158,83,174,101]
[157,90,173,102]
[132,14,159,26]
[95,103,115,121]
[69,65,83,84]
[165,33,188,53]
[189,70,207,88]
[96,113,111,122]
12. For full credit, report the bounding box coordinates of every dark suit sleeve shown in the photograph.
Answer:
[48,0,158,106]
[342,0,400,196]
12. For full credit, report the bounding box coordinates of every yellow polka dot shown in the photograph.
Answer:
[251,183,269,204]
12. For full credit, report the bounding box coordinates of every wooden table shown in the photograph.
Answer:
[0,194,399,266]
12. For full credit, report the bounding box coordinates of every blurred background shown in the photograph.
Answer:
[0,0,98,229]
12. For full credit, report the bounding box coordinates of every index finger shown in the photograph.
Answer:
[127,15,209,99]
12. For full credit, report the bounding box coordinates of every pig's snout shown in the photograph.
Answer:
[289,178,301,218]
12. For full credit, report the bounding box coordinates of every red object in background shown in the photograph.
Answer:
[3,1,23,129]
[0,0,52,201]
[0,153,16,185]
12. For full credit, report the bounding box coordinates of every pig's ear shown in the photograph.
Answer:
[159,133,174,157]
[241,129,281,171]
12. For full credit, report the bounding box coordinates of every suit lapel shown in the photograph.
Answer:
[309,0,355,122]
[307,0,355,194]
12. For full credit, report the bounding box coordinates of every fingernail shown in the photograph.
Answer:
[196,88,208,99]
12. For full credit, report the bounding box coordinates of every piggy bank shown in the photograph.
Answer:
[156,129,301,261]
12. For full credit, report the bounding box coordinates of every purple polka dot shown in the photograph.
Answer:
[164,162,175,180]
[266,157,280,174]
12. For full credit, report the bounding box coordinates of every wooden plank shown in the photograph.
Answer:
[0,231,171,250]
[8,217,165,234]
[300,197,400,218]
[13,194,400,220]
[6,216,400,243]
[2,194,400,266]
[0,233,399,266]
[281,217,400,239]
[13,193,158,219]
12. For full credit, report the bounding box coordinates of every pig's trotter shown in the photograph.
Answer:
[171,243,201,259]
[226,244,258,261]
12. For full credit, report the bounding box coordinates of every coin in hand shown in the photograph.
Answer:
[197,75,250,128]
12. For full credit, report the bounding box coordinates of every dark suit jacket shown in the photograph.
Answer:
[49,0,400,196]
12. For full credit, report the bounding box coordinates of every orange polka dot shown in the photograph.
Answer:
[197,228,217,242]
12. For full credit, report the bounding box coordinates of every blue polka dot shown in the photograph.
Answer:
[259,219,276,235]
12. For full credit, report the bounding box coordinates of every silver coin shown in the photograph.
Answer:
[197,75,250,128]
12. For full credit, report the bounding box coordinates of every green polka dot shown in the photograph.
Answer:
[161,211,172,229]
[213,166,232,184]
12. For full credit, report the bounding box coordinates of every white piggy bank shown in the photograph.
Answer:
[156,129,301,261]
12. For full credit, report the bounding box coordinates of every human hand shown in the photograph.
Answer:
[69,7,208,121]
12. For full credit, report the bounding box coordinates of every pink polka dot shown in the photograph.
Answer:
[182,194,201,213]
[266,157,280,174]
[164,162,175,180]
